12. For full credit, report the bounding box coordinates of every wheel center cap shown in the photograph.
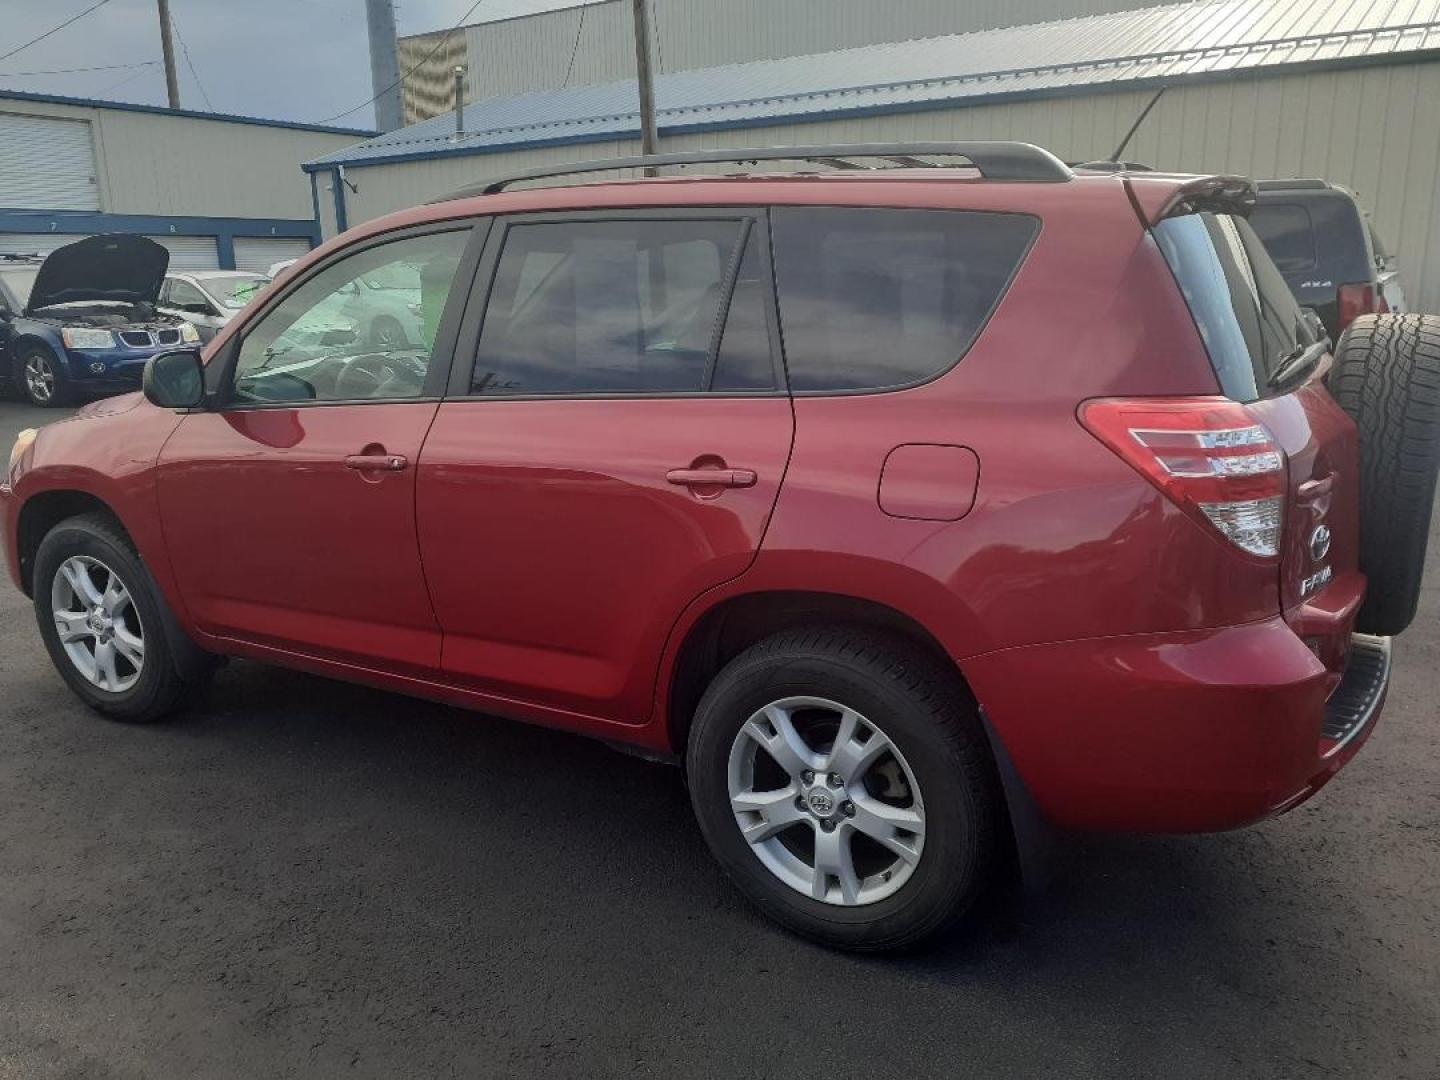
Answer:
[87,612,108,634]
[807,788,837,817]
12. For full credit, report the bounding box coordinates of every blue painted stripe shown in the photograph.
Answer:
[0,88,375,137]
[0,211,320,265]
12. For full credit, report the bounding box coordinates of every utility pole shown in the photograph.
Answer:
[365,0,404,132]
[155,0,180,109]
[630,0,659,166]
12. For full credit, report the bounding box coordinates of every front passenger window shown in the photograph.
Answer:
[231,231,467,404]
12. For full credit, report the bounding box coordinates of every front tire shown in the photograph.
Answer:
[687,627,1000,951]
[33,513,207,722]
[18,345,70,408]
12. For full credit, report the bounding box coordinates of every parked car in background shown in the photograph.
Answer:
[266,258,298,279]
[0,237,200,407]
[1250,179,1404,341]
[5,145,1438,951]
[158,271,271,343]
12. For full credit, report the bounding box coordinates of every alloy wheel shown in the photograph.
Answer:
[50,555,145,693]
[727,696,926,906]
[24,354,54,404]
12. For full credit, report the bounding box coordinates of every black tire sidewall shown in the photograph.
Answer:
[688,641,994,949]
[33,518,179,721]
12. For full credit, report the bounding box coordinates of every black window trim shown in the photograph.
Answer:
[446,206,789,402]
[768,204,1044,398]
[207,216,491,412]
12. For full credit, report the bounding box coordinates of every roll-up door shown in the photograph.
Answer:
[0,112,100,211]
[233,237,313,274]
[146,235,219,271]
[0,233,91,257]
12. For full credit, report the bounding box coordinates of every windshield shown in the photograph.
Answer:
[0,268,38,308]
[206,274,270,309]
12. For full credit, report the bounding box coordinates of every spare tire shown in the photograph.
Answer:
[1328,313,1440,635]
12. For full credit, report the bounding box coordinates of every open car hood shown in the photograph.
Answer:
[25,234,169,314]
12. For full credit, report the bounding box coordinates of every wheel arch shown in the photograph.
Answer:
[15,489,129,598]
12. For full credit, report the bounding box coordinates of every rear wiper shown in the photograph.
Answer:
[1266,340,1327,389]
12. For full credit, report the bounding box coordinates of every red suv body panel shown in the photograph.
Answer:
[0,170,1382,835]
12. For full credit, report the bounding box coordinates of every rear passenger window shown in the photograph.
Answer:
[770,207,1038,392]
[1249,203,1316,271]
[472,219,771,396]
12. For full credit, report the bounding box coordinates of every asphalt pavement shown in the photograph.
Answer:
[0,398,1436,1079]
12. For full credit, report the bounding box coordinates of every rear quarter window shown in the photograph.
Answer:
[770,207,1038,392]
[1154,212,1315,402]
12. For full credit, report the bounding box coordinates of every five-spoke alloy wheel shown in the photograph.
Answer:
[689,627,999,951]
[50,555,146,693]
[728,696,926,906]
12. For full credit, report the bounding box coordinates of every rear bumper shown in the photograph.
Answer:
[965,618,1389,833]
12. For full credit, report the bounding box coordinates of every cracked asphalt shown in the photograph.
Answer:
[0,399,1436,1079]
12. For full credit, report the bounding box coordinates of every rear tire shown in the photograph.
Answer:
[686,626,999,952]
[1329,314,1440,635]
[33,513,210,722]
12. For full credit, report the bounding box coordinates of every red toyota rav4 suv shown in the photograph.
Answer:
[4,143,1432,951]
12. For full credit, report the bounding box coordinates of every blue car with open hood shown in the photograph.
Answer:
[0,235,200,407]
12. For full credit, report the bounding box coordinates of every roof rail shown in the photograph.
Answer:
[435,141,1072,201]
[1254,178,1330,191]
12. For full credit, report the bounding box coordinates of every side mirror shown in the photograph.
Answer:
[143,349,205,409]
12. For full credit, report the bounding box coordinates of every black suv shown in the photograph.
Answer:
[1249,179,1405,342]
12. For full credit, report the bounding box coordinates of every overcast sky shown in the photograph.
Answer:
[0,0,463,130]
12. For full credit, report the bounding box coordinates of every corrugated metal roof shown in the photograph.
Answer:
[308,0,1440,168]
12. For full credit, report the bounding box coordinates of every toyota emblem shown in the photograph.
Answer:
[1309,524,1332,562]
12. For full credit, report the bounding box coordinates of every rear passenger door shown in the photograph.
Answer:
[416,210,792,723]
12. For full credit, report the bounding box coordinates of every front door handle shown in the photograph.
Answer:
[666,467,757,488]
[345,453,409,472]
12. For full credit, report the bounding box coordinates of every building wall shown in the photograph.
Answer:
[328,60,1440,313]
[422,0,1174,107]
[0,97,361,221]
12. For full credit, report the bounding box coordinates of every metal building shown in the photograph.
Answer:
[400,0,1164,121]
[0,91,372,271]
[311,0,1440,312]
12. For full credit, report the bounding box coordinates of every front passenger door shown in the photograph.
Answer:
[156,225,479,673]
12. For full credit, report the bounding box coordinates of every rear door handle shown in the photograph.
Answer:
[345,453,409,472]
[666,467,757,488]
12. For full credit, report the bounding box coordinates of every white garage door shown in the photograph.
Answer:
[233,237,313,274]
[146,235,219,272]
[0,112,100,211]
[0,232,92,257]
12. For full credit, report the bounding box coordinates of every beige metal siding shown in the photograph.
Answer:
[331,61,1440,312]
[451,0,1174,104]
[0,97,361,220]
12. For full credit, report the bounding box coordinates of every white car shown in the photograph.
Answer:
[158,271,271,342]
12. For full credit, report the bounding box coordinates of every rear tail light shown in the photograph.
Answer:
[1081,397,1286,558]
[1336,283,1382,331]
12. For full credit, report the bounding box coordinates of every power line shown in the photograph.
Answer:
[0,0,117,66]
[168,7,214,111]
[0,60,157,77]
[315,0,487,124]
[559,4,586,89]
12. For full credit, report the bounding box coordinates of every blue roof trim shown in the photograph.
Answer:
[0,88,375,137]
[301,48,1440,173]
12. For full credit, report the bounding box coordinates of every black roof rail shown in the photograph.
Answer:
[1071,159,1155,173]
[434,141,1072,201]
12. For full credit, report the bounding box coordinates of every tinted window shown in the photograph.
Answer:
[1154,212,1316,402]
[1249,202,1315,271]
[232,230,467,404]
[711,236,776,391]
[472,219,745,395]
[770,207,1037,392]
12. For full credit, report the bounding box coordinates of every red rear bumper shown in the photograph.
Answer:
[966,617,1388,833]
